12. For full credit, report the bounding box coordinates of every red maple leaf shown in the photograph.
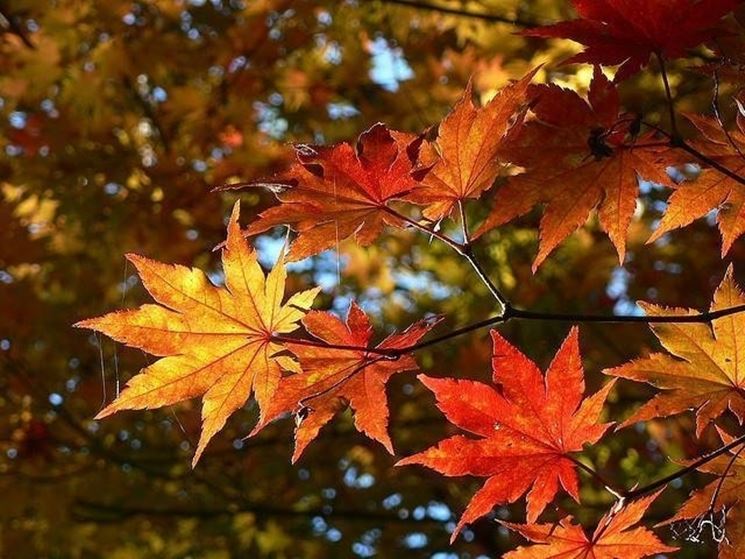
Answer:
[397,327,615,541]
[225,123,425,261]
[523,0,740,81]
[404,68,537,220]
[475,68,672,269]
[252,302,440,462]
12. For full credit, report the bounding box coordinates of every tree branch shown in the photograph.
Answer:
[643,120,745,188]
[273,303,745,357]
[508,304,745,323]
[73,498,441,524]
[624,433,745,500]
[374,0,535,26]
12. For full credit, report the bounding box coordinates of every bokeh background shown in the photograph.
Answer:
[1,1,744,557]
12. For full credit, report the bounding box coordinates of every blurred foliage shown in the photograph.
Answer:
[0,0,744,557]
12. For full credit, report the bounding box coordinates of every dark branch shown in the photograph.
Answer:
[374,0,536,26]
[73,499,442,524]
[625,433,745,500]
[273,303,745,356]
[508,304,745,324]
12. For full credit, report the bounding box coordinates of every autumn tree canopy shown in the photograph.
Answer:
[2,1,745,557]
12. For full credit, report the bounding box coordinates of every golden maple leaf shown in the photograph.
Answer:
[76,202,320,465]
[406,67,538,221]
[607,265,745,436]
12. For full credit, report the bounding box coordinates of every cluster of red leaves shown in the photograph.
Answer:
[523,0,742,81]
[474,67,672,268]
[77,0,745,556]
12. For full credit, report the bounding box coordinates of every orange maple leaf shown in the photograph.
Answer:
[397,327,615,541]
[523,0,739,81]
[660,429,745,559]
[231,123,425,261]
[648,114,745,255]
[251,302,439,462]
[404,67,538,221]
[75,202,320,465]
[475,67,672,270]
[606,265,745,436]
[502,491,676,558]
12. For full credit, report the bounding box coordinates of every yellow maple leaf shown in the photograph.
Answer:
[606,265,745,436]
[75,202,320,465]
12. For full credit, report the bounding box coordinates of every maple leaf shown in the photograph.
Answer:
[523,0,740,81]
[397,327,615,541]
[251,302,440,462]
[502,490,677,558]
[475,67,672,270]
[75,202,320,465]
[648,114,745,255]
[661,429,745,559]
[404,67,538,221]
[606,265,745,436]
[225,123,425,261]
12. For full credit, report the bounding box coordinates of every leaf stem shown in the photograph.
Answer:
[385,205,509,309]
[462,246,509,312]
[383,206,465,253]
[568,456,625,498]
[458,200,469,244]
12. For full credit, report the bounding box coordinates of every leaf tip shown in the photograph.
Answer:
[73,318,93,329]
[94,405,116,420]
[229,199,241,222]
[393,455,415,468]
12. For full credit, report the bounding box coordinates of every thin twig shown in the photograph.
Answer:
[657,53,680,141]
[643,120,745,187]
[707,441,745,514]
[374,0,535,26]
[625,433,745,500]
[712,70,745,163]
[462,246,509,311]
[644,57,745,186]
[385,205,510,308]
[676,140,745,186]
[272,313,508,357]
